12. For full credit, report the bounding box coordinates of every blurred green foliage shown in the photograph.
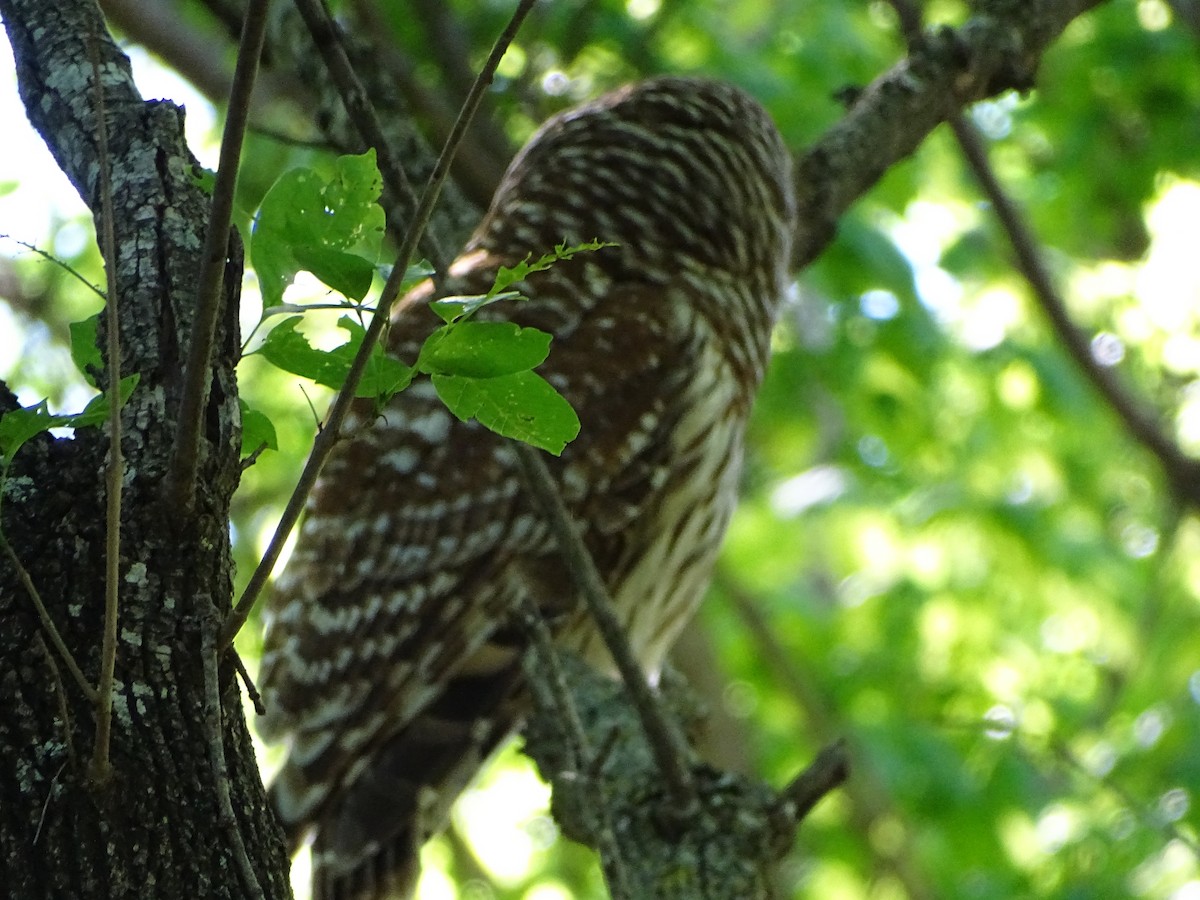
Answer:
[3,0,1199,897]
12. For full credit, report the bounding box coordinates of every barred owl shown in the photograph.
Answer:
[259,76,796,899]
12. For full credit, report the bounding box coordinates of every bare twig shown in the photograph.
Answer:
[32,761,68,846]
[34,632,79,769]
[202,611,265,900]
[232,649,266,716]
[1048,736,1200,861]
[89,19,123,786]
[950,115,1200,505]
[0,235,106,300]
[349,0,510,207]
[170,0,270,510]
[519,594,631,900]
[222,0,540,650]
[512,442,698,815]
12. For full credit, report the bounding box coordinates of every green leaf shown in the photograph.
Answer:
[418,322,552,378]
[394,259,437,294]
[432,371,580,455]
[255,317,342,388]
[0,401,69,460]
[239,400,278,456]
[251,150,385,307]
[427,242,614,326]
[335,317,414,402]
[291,246,376,303]
[0,374,139,461]
[255,316,412,402]
[72,374,140,428]
[69,313,102,387]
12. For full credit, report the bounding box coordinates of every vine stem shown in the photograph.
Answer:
[169,0,270,511]
[88,17,121,787]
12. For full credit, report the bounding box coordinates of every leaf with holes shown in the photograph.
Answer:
[431,371,580,455]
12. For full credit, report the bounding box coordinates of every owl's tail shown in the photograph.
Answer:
[268,665,523,900]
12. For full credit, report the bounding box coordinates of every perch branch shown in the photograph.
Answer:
[777,738,851,822]
[518,594,632,900]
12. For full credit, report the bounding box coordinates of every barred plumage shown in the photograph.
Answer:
[259,76,795,899]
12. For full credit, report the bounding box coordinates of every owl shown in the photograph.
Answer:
[258,76,795,899]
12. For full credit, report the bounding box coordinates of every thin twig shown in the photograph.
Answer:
[221,0,540,650]
[5,539,96,701]
[89,20,123,786]
[32,761,68,847]
[512,442,698,814]
[232,649,265,716]
[950,113,1200,505]
[1048,736,1200,861]
[202,610,265,900]
[0,235,106,300]
[519,594,632,900]
[170,0,271,510]
[34,632,79,769]
[888,0,1200,508]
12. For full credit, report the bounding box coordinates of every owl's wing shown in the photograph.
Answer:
[257,263,710,898]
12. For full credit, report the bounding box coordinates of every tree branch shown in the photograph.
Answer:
[793,0,1105,267]
[518,594,633,900]
[513,443,699,814]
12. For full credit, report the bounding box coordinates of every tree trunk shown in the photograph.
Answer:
[0,1,291,896]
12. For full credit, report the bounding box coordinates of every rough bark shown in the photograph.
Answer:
[0,1,291,897]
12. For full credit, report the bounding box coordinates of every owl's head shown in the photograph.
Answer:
[476,77,795,282]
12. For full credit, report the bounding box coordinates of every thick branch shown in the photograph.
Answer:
[794,0,1104,266]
